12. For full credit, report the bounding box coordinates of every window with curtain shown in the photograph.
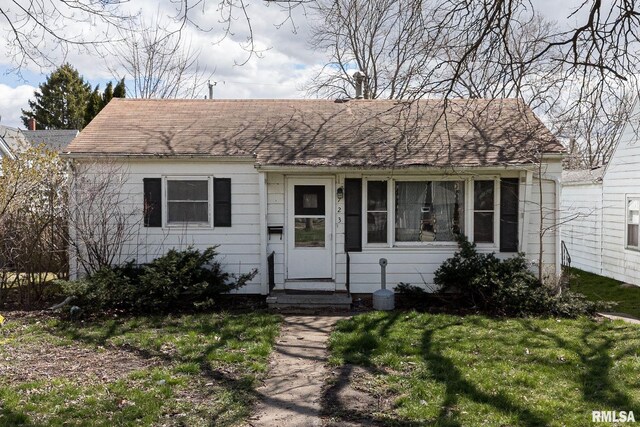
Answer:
[166,179,210,224]
[627,198,640,248]
[395,181,464,242]
[367,181,387,243]
[474,180,494,243]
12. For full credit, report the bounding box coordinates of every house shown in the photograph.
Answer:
[0,135,13,161]
[0,122,78,157]
[560,168,603,275]
[64,98,564,296]
[22,129,78,152]
[0,125,30,161]
[561,108,640,286]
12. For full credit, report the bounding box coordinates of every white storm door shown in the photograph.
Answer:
[287,179,333,279]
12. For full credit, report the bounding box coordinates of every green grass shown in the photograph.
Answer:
[0,311,281,427]
[328,311,640,426]
[568,267,640,319]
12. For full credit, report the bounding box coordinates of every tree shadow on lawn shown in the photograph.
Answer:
[324,314,634,427]
[519,319,639,410]
[40,313,278,426]
[419,317,550,427]
[320,311,420,426]
[0,406,47,427]
[413,316,639,427]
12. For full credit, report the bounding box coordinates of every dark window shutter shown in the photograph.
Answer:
[214,178,232,227]
[500,178,519,252]
[143,178,162,227]
[344,178,362,252]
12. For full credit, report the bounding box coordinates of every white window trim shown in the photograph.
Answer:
[625,195,640,251]
[360,175,501,249]
[363,177,391,247]
[472,177,500,249]
[163,175,213,228]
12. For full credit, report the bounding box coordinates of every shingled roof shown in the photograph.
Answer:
[66,98,563,168]
[23,129,78,152]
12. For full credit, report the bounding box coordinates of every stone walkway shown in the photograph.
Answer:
[599,312,640,324]
[246,314,345,427]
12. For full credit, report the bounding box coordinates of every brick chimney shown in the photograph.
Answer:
[27,118,36,131]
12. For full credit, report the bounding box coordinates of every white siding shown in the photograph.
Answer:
[560,107,640,286]
[560,183,602,274]
[72,160,562,294]
[266,166,560,293]
[266,173,285,287]
[600,117,640,285]
[71,160,264,294]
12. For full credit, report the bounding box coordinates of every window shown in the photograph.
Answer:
[166,178,210,224]
[367,181,387,243]
[294,185,326,247]
[627,198,640,248]
[474,180,494,243]
[395,181,464,242]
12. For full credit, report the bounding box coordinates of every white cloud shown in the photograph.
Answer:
[0,0,589,110]
[0,84,36,128]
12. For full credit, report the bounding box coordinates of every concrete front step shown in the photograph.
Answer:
[266,292,352,310]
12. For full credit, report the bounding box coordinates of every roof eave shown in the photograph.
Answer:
[63,152,257,162]
[255,163,554,173]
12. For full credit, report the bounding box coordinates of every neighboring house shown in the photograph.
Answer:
[0,125,31,160]
[560,168,603,275]
[64,98,564,295]
[562,111,640,286]
[0,135,14,161]
[22,129,78,152]
[0,123,78,157]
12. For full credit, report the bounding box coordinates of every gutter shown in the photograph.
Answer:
[254,163,552,174]
[63,153,256,162]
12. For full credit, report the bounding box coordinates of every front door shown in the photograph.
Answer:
[286,178,333,280]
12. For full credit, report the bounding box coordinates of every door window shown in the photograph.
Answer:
[294,185,326,248]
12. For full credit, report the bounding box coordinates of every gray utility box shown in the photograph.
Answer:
[372,288,395,311]
[373,257,395,310]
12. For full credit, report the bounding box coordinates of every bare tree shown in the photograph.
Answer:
[307,0,439,99]
[5,0,640,107]
[554,88,634,169]
[109,15,213,99]
[0,145,68,308]
[67,161,142,276]
[0,0,133,74]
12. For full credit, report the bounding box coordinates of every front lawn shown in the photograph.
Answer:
[326,311,640,426]
[0,311,281,427]
[568,267,640,319]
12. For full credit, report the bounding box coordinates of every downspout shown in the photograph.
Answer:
[599,176,604,276]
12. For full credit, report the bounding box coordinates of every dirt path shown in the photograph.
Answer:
[247,314,345,427]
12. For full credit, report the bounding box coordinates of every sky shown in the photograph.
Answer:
[0,0,585,129]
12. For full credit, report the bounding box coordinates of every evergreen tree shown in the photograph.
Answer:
[102,82,114,108]
[113,78,126,99]
[21,63,91,130]
[85,85,103,127]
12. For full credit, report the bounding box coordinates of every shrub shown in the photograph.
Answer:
[58,246,256,313]
[433,235,606,317]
